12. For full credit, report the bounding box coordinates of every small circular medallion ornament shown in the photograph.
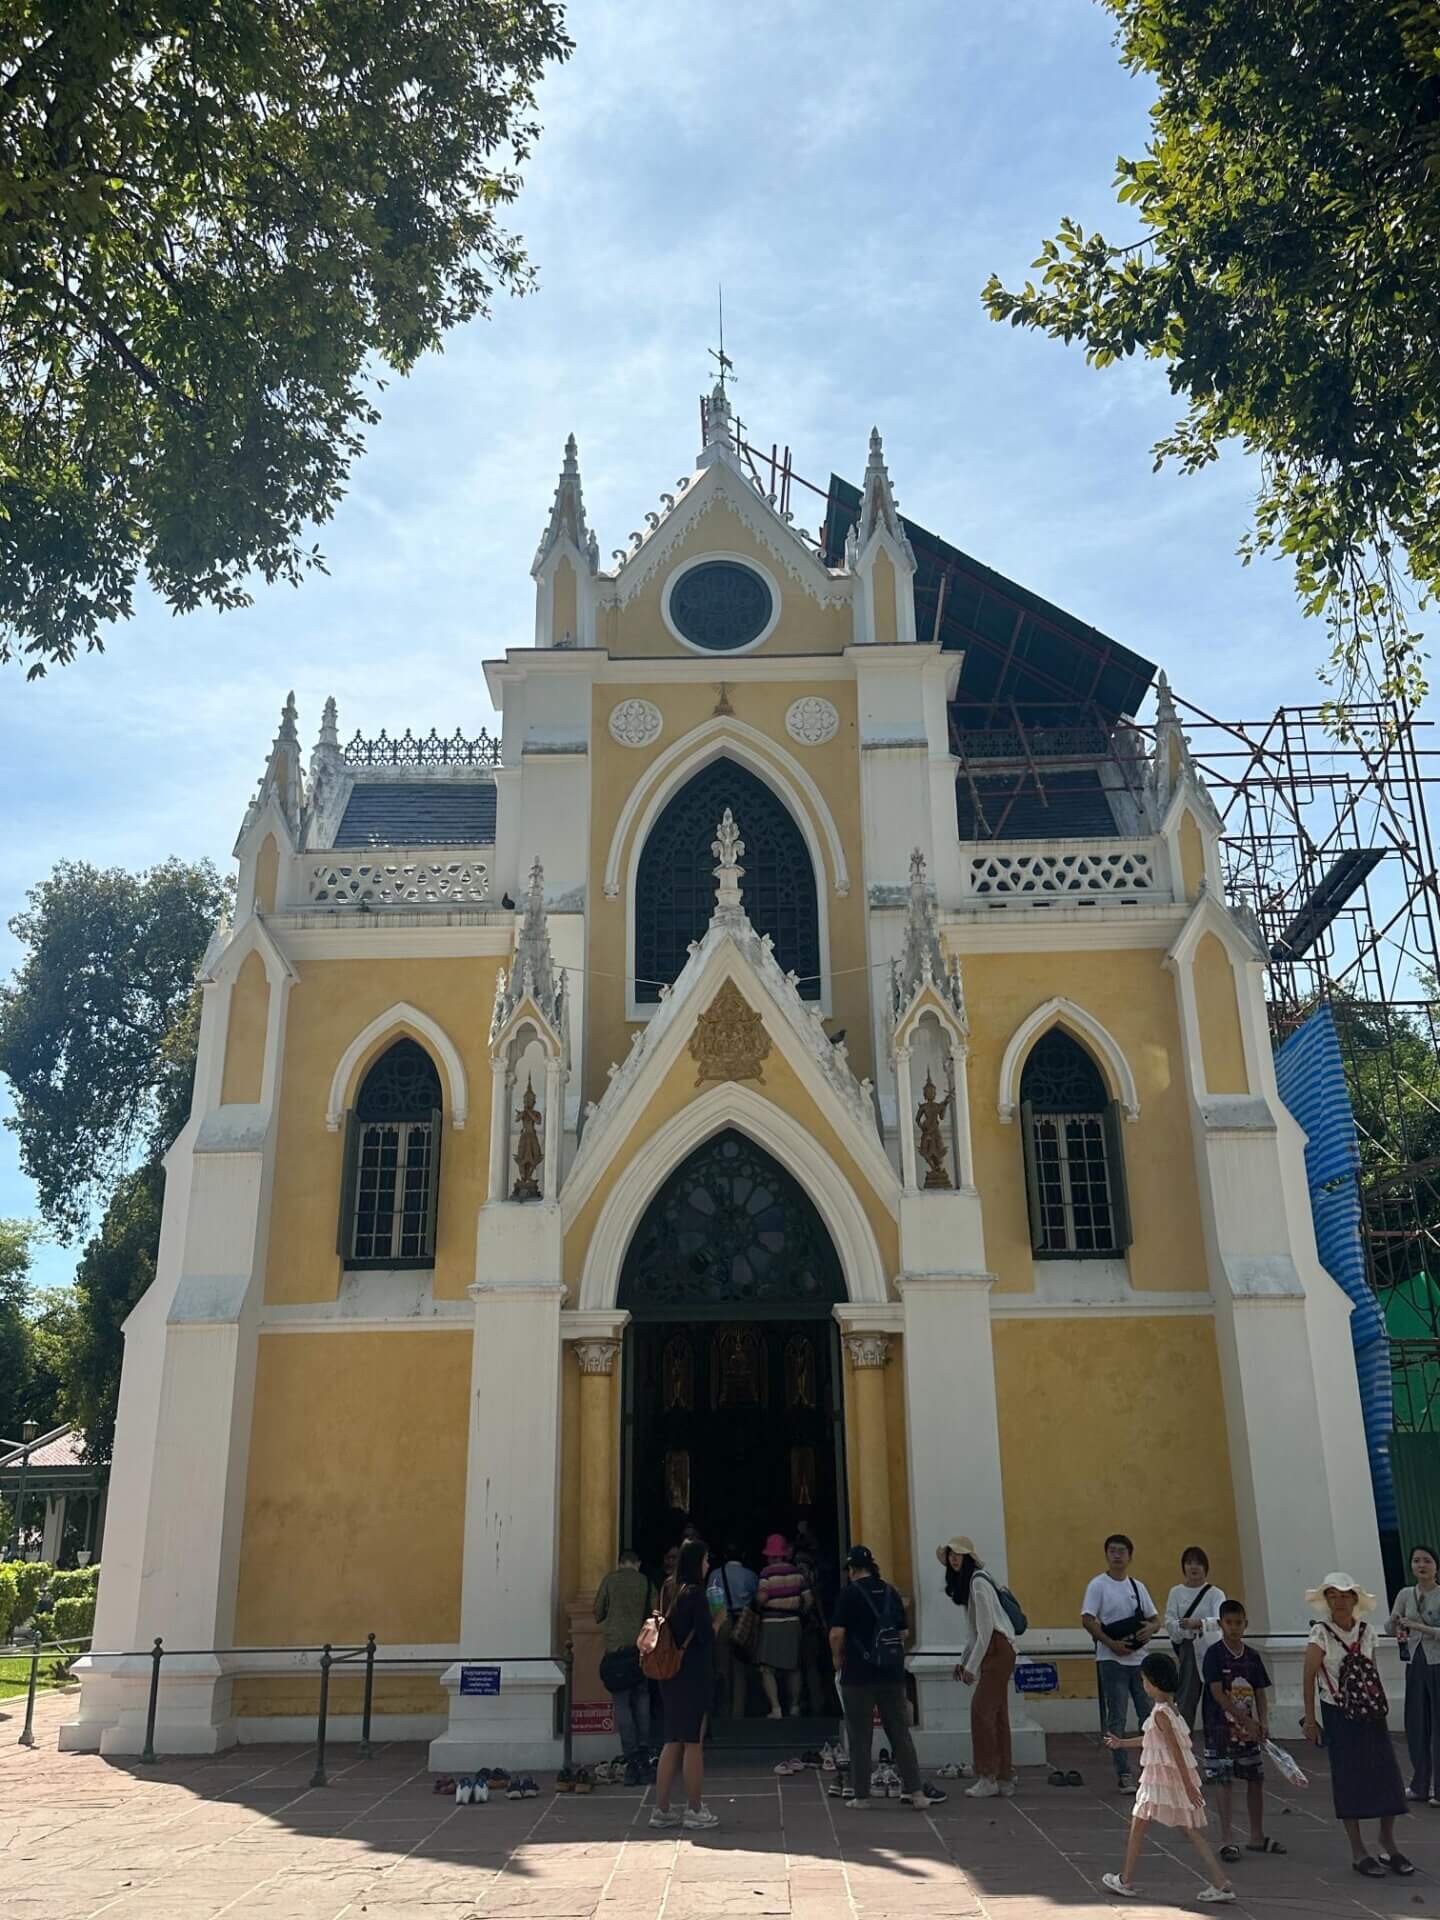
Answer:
[785,697,840,746]
[609,699,663,748]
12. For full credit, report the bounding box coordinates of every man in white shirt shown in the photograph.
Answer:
[1081,1532,1160,1791]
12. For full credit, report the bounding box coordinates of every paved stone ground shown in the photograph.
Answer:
[3,1691,1438,1920]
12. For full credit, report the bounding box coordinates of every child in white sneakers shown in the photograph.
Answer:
[1101,1651,1235,1904]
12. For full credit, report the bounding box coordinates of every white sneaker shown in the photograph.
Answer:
[1101,1873,1136,1898]
[997,1778,1016,1797]
[843,1796,872,1809]
[965,1777,1000,1799]
[473,1778,489,1803]
[649,1806,681,1829]
[455,1777,471,1805]
[820,1741,837,1772]
[683,1803,720,1829]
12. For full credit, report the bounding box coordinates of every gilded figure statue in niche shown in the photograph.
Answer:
[512,1076,544,1200]
[916,1071,954,1189]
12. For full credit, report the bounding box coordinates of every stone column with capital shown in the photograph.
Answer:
[574,1338,621,1593]
[844,1332,895,1580]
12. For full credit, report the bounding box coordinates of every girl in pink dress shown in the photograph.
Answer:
[1102,1650,1235,1902]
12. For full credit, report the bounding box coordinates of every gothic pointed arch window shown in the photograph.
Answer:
[338,1038,443,1268]
[634,758,820,1002]
[619,1129,845,1315]
[1019,1028,1131,1257]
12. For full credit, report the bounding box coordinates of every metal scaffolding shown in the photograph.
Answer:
[1173,698,1440,1431]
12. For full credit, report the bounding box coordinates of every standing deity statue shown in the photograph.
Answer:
[915,1071,954,1190]
[511,1076,544,1200]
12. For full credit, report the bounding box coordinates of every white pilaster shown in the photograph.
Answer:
[430,1204,567,1770]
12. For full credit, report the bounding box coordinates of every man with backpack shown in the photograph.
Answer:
[828,1544,947,1809]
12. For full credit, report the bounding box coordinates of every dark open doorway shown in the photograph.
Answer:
[616,1129,849,1581]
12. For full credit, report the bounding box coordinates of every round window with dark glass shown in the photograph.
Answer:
[668,560,774,651]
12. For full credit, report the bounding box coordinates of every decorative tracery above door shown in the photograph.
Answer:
[618,1129,846,1317]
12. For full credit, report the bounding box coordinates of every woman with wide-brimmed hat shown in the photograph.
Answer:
[1301,1571,1412,1879]
[938,1535,1017,1798]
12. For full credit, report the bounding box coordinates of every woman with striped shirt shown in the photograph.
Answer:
[756,1533,811,1718]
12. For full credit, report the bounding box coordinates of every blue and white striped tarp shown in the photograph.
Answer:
[1273,1006,1396,1528]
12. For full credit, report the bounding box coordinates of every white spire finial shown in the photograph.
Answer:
[857,426,906,548]
[891,848,966,1036]
[533,433,594,578]
[711,809,746,922]
[276,691,298,745]
[318,696,338,751]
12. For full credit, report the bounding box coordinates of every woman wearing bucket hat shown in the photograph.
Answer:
[938,1536,1017,1797]
[1301,1572,1412,1878]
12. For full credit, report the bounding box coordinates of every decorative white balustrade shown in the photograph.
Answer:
[961,838,1162,902]
[303,850,491,907]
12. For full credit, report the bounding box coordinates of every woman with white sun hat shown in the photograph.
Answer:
[1300,1571,1411,1880]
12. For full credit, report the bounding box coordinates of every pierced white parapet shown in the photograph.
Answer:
[304,851,491,906]
[961,838,1163,902]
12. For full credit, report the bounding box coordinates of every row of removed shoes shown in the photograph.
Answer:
[434,1771,541,1803]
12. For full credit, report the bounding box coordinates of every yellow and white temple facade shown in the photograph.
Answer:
[68,390,1385,1764]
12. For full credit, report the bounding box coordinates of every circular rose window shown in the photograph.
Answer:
[667,560,774,652]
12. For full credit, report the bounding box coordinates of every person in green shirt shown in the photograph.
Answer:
[595,1550,654,1778]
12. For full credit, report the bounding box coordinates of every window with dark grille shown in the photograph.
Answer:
[1019,1028,1130,1257]
[338,1038,443,1268]
[668,560,773,651]
[634,758,820,1002]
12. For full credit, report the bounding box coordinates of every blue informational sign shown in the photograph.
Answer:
[1014,1661,1059,1694]
[460,1665,501,1696]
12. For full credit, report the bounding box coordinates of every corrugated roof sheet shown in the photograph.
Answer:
[334,782,497,849]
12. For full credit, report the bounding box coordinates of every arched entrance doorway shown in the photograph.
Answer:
[618,1129,848,1573]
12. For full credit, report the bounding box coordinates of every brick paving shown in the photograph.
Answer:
[2,1690,1438,1919]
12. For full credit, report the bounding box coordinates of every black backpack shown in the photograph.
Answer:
[855,1578,907,1675]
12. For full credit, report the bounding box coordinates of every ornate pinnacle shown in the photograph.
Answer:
[276,691,299,746]
[711,809,746,921]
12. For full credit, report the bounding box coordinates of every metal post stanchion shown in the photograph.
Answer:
[141,1639,163,1763]
[17,1643,41,1747]
[311,1644,332,1787]
[359,1633,376,1759]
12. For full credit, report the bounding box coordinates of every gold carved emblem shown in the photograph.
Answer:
[689,979,771,1086]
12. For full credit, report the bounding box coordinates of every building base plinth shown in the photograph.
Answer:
[909,1657,1047,1768]
[428,1659,567,1773]
[60,1655,237,1755]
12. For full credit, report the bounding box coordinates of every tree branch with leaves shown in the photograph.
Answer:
[982,0,1440,714]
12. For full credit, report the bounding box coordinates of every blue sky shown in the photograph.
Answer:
[0,0,1344,1287]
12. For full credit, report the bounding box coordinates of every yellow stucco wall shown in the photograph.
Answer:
[553,558,578,647]
[597,504,850,658]
[871,551,898,646]
[562,1016,899,1298]
[221,951,269,1106]
[1194,933,1251,1095]
[262,957,501,1304]
[586,678,871,1101]
[1178,811,1205,902]
[234,1331,469,1646]
[254,836,279,914]
[961,948,1207,1294]
[994,1314,1240,1627]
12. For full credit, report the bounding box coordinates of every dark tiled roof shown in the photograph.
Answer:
[334,782,497,848]
[956,769,1119,841]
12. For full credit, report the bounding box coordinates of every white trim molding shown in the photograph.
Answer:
[996,996,1140,1124]
[602,716,850,900]
[576,1083,889,1311]
[325,1001,470,1132]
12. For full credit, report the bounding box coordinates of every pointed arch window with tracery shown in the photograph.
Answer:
[618,1129,845,1316]
[634,757,820,1002]
[339,1038,443,1267]
[1019,1028,1130,1258]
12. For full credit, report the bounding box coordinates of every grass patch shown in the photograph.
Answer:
[0,1654,73,1701]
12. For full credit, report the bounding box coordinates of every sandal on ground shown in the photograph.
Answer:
[1100,1873,1135,1898]
[1245,1837,1286,1854]
[1379,1852,1415,1876]
[1218,1844,1242,1862]
[1352,1856,1386,1878]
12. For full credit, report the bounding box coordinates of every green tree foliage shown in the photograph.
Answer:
[981,0,1440,709]
[63,1163,163,1459]
[0,1218,38,1442]
[0,859,227,1237]
[0,0,572,674]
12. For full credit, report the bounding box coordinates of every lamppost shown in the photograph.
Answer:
[3,1420,40,1562]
